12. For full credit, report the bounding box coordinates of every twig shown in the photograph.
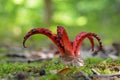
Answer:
[71,71,92,80]
[79,71,92,80]
[91,69,120,78]
[6,54,26,58]
[6,58,51,63]
[91,68,100,75]
[98,73,120,77]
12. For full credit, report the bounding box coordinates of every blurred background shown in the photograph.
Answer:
[0,0,120,49]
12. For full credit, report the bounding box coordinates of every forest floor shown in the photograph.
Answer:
[0,42,120,80]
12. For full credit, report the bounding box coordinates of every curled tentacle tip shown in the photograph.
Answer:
[23,44,27,48]
[23,44,26,48]
[24,46,27,48]
[91,49,94,51]
[23,43,27,48]
[23,40,27,48]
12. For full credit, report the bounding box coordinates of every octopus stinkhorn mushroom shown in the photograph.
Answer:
[23,26,103,66]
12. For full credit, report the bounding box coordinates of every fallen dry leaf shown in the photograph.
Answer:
[57,68,72,75]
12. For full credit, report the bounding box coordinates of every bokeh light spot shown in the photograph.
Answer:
[53,13,73,25]
[76,16,88,26]
[13,0,23,5]
[13,27,21,36]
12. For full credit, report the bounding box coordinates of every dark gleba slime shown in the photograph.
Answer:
[23,26,103,66]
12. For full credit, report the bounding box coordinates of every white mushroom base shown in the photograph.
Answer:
[62,55,84,66]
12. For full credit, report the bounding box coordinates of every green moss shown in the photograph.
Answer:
[0,57,120,79]
[84,57,103,64]
[0,47,7,52]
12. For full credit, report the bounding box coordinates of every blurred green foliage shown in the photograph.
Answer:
[0,0,120,47]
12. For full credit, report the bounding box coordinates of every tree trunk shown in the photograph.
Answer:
[44,0,52,24]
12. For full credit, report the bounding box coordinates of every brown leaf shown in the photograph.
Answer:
[57,68,72,75]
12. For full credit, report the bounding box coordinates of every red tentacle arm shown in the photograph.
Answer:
[73,32,103,56]
[57,26,74,56]
[87,36,94,51]
[23,28,64,55]
[92,33,103,51]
